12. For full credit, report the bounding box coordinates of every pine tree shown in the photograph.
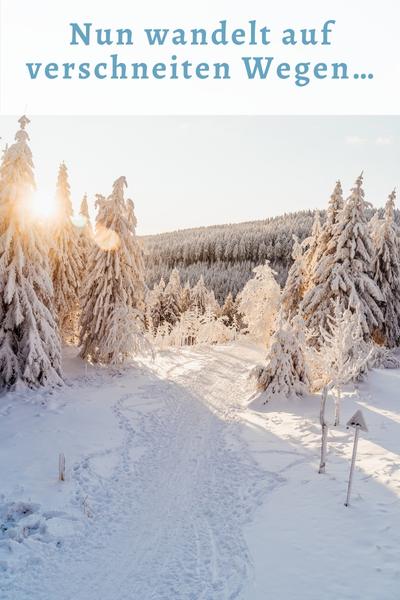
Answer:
[181,281,192,313]
[163,268,182,326]
[253,314,309,401]
[0,116,62,389]
[79,177,145,364]
[371,190,400,347]
[51,162,82,341]
[191,275,209,314]
[313,180,344,266]
[301,175,383,342]
[77,193,93,281]
[147,278,166,332]
[324,181,343,235]
[221,292,240,328]
[207,289,220,316]
[302,211,322,282]
[281,236,306,319]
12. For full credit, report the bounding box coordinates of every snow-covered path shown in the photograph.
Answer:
[2,342,400,600]
[2,346,269,600]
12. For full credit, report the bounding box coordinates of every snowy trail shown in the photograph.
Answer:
[4,343,400,599]
[4,347,270,600]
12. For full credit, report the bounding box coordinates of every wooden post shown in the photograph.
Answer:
[334,385,341,426]
[319,386,328,474]
[59,453,65,482]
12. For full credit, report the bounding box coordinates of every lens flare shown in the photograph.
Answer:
[94,224,120,251]
[71,214,88,229]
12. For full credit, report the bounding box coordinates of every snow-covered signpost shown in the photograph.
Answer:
[344,410,368,507]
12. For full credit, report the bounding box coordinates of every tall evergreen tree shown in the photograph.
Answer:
[191,275,209,314]
[282,236,306,319]
[221,292,240,327]
[79,177,145,364]
[147,278,166,332]
[163,268,182,326]
[51,162,82,341]
[0,116,62,388]
[77,193,93,279]
[301,174,383,341]
[181,281,192,313]
[372,190,400,347]
[302,211,321,282]
[314,181,344,264]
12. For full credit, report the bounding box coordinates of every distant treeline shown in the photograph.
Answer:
[142,207,394,303]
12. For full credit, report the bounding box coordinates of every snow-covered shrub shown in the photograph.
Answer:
[253,315,309,401]
[237,262,281,346]
[309,301,374,392]
[102,305,152,364]
[196,307,236,345]
[152,306,236,349]
[369,346,400,370]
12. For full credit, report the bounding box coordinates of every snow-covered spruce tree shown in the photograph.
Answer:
[77,193,93,273]
[253,314,309,401]
[207,289,220,316]
[283,182,343,322]
[302,211,322,283]
[0,116,62,389]
[163,268,182,326]
[79,177,145,364]
[221,292,241,328]
[300,174,383,342]
[51,162,82,342]
[147,277,166,332]
[181,281,192,313]
[236,262,281,346]
[315,181,344,262]
[371,190,400,347]
[191,275,209,314]
[281,236,306,319]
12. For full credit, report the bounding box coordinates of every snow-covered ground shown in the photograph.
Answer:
[0,342,399,600]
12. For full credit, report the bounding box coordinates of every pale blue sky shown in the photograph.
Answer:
[0,116,398,235]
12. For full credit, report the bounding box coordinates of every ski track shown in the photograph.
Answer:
[2,349,277,600]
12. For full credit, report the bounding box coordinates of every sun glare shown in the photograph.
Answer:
[28,191,59,222]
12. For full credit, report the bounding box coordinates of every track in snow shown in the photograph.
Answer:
[4,348,275,600]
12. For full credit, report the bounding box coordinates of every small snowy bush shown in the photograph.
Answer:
[253,315,309,402]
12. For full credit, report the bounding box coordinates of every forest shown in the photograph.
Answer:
[142,206,396,302]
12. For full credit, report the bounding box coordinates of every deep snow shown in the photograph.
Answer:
[0,342,400,599]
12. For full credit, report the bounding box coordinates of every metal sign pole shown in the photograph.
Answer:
[345,425,360,506]
[344,409,368,507]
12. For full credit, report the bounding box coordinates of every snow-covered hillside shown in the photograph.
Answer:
[1,343,399,600]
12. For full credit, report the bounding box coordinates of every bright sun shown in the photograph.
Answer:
[28,191,59,222]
